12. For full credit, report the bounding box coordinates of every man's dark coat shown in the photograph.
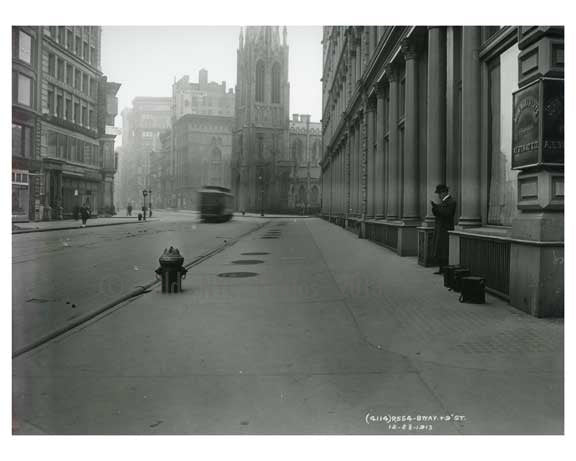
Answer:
[432,195,457,265]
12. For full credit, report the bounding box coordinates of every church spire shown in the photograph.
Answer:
[283,26,287,46]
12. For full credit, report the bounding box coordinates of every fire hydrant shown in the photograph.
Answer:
[155,246,187,293]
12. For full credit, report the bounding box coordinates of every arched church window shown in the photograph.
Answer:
[310,186,319,204]
[271,62,280,103]
[255,60,265,102]
[291,138,303,164]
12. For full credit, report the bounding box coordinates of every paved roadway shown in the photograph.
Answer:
[12,211,267,352]
[12,217,563,435]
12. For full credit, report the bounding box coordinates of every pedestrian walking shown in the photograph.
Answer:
[80,203,91,228]
[142,205,147,221]
[431,184,456,274]
[127,204,133,216]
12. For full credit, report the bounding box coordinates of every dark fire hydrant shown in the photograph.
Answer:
[155,246,187,293]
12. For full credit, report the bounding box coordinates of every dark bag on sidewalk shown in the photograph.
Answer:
[450,268,471,292]
[442,265,464,288]
[459,277,486,304]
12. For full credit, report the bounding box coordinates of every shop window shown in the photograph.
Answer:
[17,74,32,106]
[487,44,520,226]
[18,30,32,64]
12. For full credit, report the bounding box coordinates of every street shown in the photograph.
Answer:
[12,210,267,352]
[12,216,563,434]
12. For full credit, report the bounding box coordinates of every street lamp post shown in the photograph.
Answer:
[258,175,264,217]
[148,189,152,217]
[142,189,148,221]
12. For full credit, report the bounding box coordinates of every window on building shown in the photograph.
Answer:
[12,124,32,157]
[89,109,95,129]
[84,143,92,165]
[66,136,74,161]
[271,62,281,103]
[66,63,73,85]
[89,77,96,98]
[47,131,57,156]
[90,46,96,66]
[48,53,56,76]
[17,74,32,106]
[65,98,72,120]
[291,138,303,163]
[49,26,57,38]
[74,102,80,123]
[57,58,64,81]
[82,106,87,126]
[57,133,66,158]
[255,60,265,102]
[75,69,81,89]
[83,42,89,61]
[47,87,54,114]
[67,29,73,50]
[75,36,82,55]
[56,94,63,118]
[82,73,88,93]
[18,30,32,64]
[487,44,520,226]
[58,26,65,44]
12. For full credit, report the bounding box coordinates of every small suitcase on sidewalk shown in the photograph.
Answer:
[459,276,486,304]
[451,268,471,292]
[443,265,464,288]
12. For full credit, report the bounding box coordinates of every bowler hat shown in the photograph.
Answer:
[435,184,449,193]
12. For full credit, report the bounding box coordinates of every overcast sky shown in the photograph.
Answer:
[101,26,323,146]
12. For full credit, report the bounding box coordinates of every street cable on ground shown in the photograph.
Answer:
[12,221,270,359]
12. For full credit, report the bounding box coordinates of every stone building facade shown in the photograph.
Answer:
[12,26,120,221]
[320,26,564,317]
[172,113,233,209]
[289,114,322,213]
[172,69,235,119]
[116,97,172,210]
[232,26,322,213]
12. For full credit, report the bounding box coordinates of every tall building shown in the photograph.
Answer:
[320,26,564,317]
[116,97,172,209]
[12,26,120,221]
[232,26,322,214]
[170,70,235,209]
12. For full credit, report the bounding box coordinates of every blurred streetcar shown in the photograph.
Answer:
[198,186,234,222]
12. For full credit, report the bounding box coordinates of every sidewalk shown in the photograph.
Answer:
[12,216,159,234]
[13,218,563,434]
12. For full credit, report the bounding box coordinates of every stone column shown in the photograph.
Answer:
[457,26,482,228]
[375,83,386,219]
[509,26,564,317]
[386,64,399,221]
[366,98,376,218]
[424,26,446,227]
[401,37,420,223]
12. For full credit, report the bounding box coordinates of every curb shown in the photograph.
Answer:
[12,219,159,235]
[12,220,270,359]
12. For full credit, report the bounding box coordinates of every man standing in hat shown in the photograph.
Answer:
[431,184,457,274]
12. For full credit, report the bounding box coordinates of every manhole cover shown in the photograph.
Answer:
[241,252,270,255]
[231,259,264,264]
[218,272,259,278]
